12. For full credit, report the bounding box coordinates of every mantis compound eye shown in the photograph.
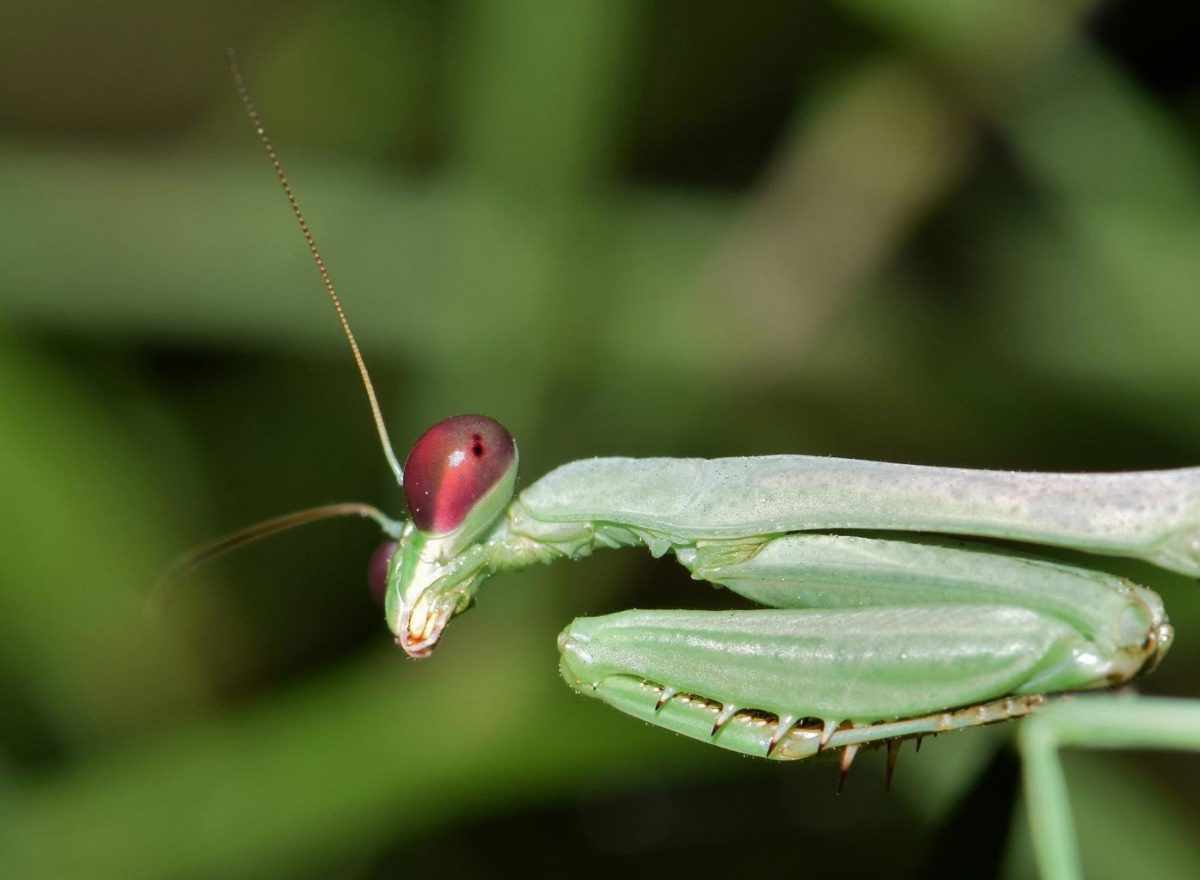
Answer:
[367,539,398,605]
[403,414,517,536]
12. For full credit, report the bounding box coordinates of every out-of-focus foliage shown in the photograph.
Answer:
[0,1,1197,877]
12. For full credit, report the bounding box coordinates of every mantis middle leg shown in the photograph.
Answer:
[1018,696,1200,880]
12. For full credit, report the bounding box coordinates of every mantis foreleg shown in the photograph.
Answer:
[682,533,1167,663]
[557,532,1169,761]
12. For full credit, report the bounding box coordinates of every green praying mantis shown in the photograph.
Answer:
[180,55,1200,880]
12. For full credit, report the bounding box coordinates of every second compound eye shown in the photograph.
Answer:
[403,415,517,535]
[367,539,398,606]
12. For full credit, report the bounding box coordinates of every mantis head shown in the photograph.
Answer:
[161,415,516,658]
[206,62,517,659]
[376,415,518,657]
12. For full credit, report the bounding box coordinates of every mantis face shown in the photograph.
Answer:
[379,415,518,657]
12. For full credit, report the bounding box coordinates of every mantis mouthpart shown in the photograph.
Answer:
[180,51,1200,880]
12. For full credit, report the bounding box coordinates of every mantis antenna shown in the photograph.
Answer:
[149,54,412,606]
[150,502,404,610]
[160,503,402,587]
[225,48,405,486]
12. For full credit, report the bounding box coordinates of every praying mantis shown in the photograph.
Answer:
[185,54,1200,880]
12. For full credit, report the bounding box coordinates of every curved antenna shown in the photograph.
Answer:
[151,502,404,610]
[225,48,405,486]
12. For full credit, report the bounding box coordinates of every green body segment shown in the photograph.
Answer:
[389,453,1177,761]
[518,457,1200,575]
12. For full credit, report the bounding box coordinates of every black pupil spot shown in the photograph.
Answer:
[471,434,485,457]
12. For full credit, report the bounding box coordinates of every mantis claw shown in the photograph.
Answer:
[818,718,841,752]
[766,715,799,757]
[885,739,902,792]
[838,744,859,794]
[710,703,740,737]
[654,687,677,712]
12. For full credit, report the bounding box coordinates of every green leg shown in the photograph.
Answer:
[1017,695,1200,880]
[559,605,1119,761]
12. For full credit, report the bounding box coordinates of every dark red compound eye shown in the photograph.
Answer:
[403,415,516,535]
[367,539,398,605]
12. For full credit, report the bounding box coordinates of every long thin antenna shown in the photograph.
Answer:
[226,48,405,485]
[151,502,404,610]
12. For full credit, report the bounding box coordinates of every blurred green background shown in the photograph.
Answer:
[1,1,1198,877]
